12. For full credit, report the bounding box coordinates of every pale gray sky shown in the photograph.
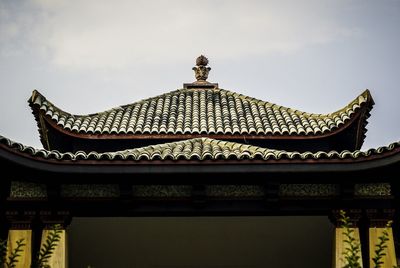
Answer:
[0,0,399,149]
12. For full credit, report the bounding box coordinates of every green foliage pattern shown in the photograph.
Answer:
[372,220,392,268]
[0,224,62,268]
[340,210,362,268]
[0,238,26,268]
[31,224,62,268]
[0,239,6,267]
[340,211,399,268]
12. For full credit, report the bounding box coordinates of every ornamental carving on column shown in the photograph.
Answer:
[366,209,396,228]
[329,209,363,227]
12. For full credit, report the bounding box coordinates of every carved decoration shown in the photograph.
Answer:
[5,210,36,229]
[10,181,47,198]
[192,55,211,82]
[365,209,396,227]
[330,209,362,227]
[354,183,391,197]
[280,184,337,197]
[134,185,191,198]
[206,185,264,198]
[40,210,72,228]
[61,184,119,198]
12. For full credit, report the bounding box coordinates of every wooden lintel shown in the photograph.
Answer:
[192,185,206,208]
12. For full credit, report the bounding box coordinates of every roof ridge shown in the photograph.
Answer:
[218,88,371,118]
[29,89,75,117]
[327,89,373,117]
[29,89,172,118]
[119,88,182,109]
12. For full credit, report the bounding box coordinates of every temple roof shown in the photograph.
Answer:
[1,135,397,163]
[29,88,373,149]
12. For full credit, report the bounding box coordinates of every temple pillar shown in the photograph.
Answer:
[366,209,398,268]
[395,215,400,265]
[40,228,67,268]
[0,181,10,240]
[331,210,363,268]
[5,212,35,268]
[7,230,32,268]
[39,212,71,268]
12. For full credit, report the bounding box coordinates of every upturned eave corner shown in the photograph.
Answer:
[28,90,51,150]
[354,89,375,150]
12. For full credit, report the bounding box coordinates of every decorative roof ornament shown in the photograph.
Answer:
[193,55,211,82]
[196,55,209,67]
[184,55,218,89]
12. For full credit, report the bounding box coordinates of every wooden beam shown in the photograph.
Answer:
[0,181,10,240]
[192,184,206,208]
[264,181,279,210]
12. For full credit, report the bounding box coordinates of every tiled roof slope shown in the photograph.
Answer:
[1,135,398,162]
[29,88,373,137]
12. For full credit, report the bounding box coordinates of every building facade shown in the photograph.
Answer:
[0,56,398,267]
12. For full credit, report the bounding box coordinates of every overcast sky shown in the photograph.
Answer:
[1,0,400,150]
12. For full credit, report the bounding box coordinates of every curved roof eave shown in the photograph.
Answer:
[1,135,398,179]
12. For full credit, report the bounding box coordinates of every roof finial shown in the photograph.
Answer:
[183,55,218,89]
[193,55,211,82]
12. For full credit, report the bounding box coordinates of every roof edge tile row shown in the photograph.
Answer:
[1,135,398,163]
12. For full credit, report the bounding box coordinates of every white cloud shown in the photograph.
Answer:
[1,0,361,70]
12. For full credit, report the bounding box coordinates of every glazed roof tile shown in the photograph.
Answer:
[1,135,398,162]
[29,88,373,137]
